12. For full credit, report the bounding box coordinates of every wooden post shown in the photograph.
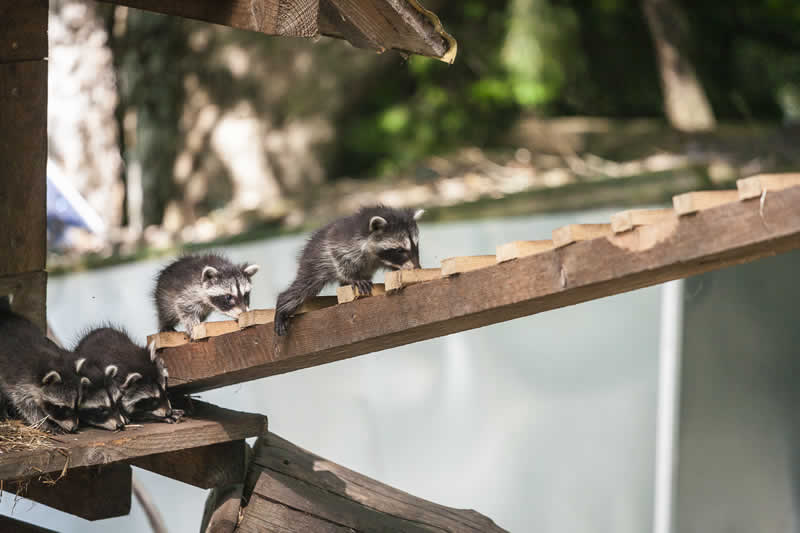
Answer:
[0,0,48,331]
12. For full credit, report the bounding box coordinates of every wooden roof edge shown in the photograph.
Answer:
[158,185,800,394]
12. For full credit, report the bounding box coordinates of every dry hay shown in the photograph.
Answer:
[0,419,57,455]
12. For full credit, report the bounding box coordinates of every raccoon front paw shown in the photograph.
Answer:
[166,409,185,423]
[274,313,290,337]
[353,280,373,295]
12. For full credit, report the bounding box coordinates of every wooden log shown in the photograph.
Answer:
[0,515,57,533]
[672,189,738,215]
[0,401,266,482]
[201,483,245,533]
[610,208,675,233]
[237,432,506,533]
[336,283,386,303]
[495,240,553,263]
[0,1,48,63]
[132,440,247,489]
[737,173,800,200]
[8,463,132,521]
[552,223,612,248]
[0,271,46,332]
[441,256,496,276]
[158,185,800,393]
[384,268,441,291]
[147,330,190,350]
[193,320,240,340]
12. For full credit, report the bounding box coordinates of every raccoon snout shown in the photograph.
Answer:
[59,419,78,433]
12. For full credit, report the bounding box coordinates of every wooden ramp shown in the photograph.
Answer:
[155,180,800,394]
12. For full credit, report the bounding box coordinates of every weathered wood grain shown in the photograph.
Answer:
[0,515,57,533]
[552,223,612,248]
[238,432,506,532]
[0,1,48,63]
[441,256,496,276]
[239,309,276,329]
[336,283,386,303]
[158,186,800,393]
[737,173,800,200]
[8,464,132,521]
[495,240,553,263]
[0,271,46,332]
[0,402,266,482]
[132,439,247,489]
[193,320,240,340]
[384,268,441,291]
[147,330,190,350]
[672,189,738,215]
[201,483,245,533]
[610,208,675,233]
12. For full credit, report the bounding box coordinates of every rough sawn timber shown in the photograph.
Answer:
[237,432,506,532]
[160,185,800,394]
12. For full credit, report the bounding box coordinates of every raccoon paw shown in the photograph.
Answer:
[274,313,290,337]
[167,409,185,423]
[353,280,373,295]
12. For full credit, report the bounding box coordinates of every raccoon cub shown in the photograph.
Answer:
[275,205,423,336]
[68,354,126,431]
[74,326,180,423]
[154,253,259,338]
[0,311,83,434]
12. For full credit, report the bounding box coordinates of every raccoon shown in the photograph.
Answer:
[275,205,423,336]
[153,253,259,338]
[74,326,180,423]
[0,311,83,434]
[69,355,126,431]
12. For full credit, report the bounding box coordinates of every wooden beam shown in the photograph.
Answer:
[0,515,57,533]
[0,401,266,482]
[610,208,675,234]
[495,240,553,263]
[0,1,48,63]
[336,283,386,303]
[384,268,441,291]
[239,309,276,329]
[132,439,247,489]
[672,189,738,215]
[552,223,612,248]
[237,432,506,532]
[158,185,800,393]
[193,320,240,340]
[200,483,245,533]
[147,330,191,349]
[441,256,496,276]
[0,271,46,331]
[737,173,800,200]
[7,464,132,521]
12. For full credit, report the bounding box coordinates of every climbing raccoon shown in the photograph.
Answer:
[275,205,423,336]
[153,253,259,338]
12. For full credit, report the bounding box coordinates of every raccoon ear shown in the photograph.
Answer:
[105,365,119,378]
[148,340,157,361]
[75,358,87,373]
[369,216,387,232]
[121,372,142,390]
[201,266,219,283]
[80,376,92,389]
[413,209,425,221]
[42,370,62,385]
[243,264,259,277]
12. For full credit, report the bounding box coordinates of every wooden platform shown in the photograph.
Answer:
[0,402,266,482]
[157,184,800,393]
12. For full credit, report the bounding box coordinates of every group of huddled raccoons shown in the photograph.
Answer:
[0,205,424,435]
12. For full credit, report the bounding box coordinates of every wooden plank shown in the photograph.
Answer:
[147,330,190,350]
[610,208,675,234]
[0,60,47,276]
[132,440,247,489]
[336,283,386,303]
[0,271,46,331]
[8,464,132,521]
[552,223,612,248]
[200,484,245,533]
[0,515,57,533]
[239,432,506,532]
[0,401,266,482]
[239,309,276,329]
[158,185,800,393]
[441,256,496,276]
[737,173,800,200]
[0,1,48,63]
[384,268,441,291]
[672,189,738,215]
[193,320,240,340]
[495,240,553,263]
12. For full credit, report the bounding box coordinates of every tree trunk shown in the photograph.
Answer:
[642,0,715,132]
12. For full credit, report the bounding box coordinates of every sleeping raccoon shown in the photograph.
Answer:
[275,205,423,336]
[154,253,259,338]
[69,355,126,431]
[0,311,83,434]
[74,326,180,423]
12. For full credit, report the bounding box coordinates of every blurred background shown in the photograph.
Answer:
[9,0,800,531]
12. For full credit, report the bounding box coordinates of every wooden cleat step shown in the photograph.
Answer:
[552,224,612,248]
[384,268,441,291]
[147,331,190,350]
[440,255,496,276]
[737,173,800,200]
[336,283,386,303]
[495,240,553,263]
[238,309,275,329]
[611,208,675,234]
[192,320,240,340]
[672,190,738,216]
